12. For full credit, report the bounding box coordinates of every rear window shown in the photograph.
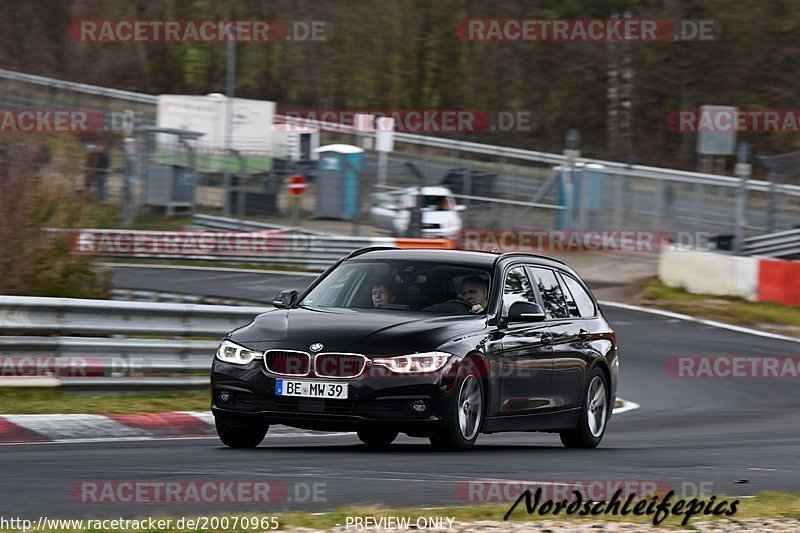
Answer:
[529,267,569,320]
[560,273,596,317]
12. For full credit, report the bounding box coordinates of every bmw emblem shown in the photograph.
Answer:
[309,343,324,352]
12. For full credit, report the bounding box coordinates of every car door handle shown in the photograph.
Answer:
[578,329,590,341]
[540,332,554,345]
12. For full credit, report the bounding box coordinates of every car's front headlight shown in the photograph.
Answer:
[372,352,452,373]
[216,340,263,365]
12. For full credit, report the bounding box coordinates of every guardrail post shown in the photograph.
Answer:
[766,170,777,234]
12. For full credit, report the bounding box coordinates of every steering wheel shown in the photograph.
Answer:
[445,299,474,314]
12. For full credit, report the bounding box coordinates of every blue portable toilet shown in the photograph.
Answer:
[314,144,364,220]
[555,163,605,229]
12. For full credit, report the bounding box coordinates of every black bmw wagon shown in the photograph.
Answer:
[211,247,618,451]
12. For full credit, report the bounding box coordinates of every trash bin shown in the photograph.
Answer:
[555,163,606,229]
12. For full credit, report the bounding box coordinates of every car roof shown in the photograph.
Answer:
[349,248,574,274]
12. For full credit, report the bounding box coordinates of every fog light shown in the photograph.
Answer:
[410,400,428,413]
[218,390,231,403]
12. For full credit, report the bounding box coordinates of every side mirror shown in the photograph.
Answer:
[273,289,299,308]
[455,204,467,212]
[507,301,545,323]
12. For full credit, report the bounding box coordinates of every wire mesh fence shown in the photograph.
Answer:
[1,68,798,241]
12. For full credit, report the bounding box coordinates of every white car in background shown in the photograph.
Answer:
[370,186,465,239]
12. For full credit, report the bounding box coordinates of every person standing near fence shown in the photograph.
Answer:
[84,143,110,202]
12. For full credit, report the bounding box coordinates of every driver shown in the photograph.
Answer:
[461,276,488,314]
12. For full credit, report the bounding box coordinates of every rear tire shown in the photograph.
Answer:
[215,416,269,448]
[430,366,483,451]
[357,428,398,447]
[559,367,609,449]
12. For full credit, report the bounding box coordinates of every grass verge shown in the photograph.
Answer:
[0,388,209,414]
[640,280,800,332]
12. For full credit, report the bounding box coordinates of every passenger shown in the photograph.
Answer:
[461,276,489,314]
[371,282,395,307]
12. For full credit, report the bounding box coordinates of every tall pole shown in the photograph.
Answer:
[733,142,751,253]
[223,39,236,217]
[563,129,581,230]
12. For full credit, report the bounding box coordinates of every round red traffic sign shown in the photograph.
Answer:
[287,175,308,196]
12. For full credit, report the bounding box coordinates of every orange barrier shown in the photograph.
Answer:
[394,238,455,249]
[757,259,800,306]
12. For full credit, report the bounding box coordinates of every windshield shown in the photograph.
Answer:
[300,260,491,315]
[420,195,453,211]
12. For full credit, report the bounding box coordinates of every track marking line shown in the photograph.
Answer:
[614,398,640,415]
[599,300,800,344]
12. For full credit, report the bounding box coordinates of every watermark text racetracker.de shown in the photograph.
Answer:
[69,20,329,42]
[668,108,800,133]
[0,109,139,134]
[457,18,720,42]
[74,229,289,257]
[460,229,668,253]
[668,356,800,379]
[0,356,168,378]
[69,480,325,504]
[458,230,717,253]
[278,109,538,134]
[459,479,715,502]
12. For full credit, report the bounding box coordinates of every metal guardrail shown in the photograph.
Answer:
[741,228,800,258]
[0,68,158,105]
[110,289,263,306]
[191,214,330,235]
[0,296,268,388]
[0,295,265,336]
[0,336,216,371]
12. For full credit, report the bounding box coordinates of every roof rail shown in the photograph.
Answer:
[492,251,566,267]
[344,246,399,260]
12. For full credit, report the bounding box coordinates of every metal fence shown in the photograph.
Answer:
[1,68,799,240]
[0,295,267,387]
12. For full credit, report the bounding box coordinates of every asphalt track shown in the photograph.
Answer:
[0,267,798,518]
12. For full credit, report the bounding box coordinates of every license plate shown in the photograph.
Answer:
[275,379,348,399]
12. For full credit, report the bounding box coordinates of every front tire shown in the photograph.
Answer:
[215,416,269,448]
[559,367,609,448]
[357,428,398,447]
[430,366,483,451]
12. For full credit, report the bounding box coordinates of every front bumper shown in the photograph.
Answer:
[210,356,461,434]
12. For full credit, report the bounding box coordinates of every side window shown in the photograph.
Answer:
[529,267,569,320]
[503,266,536,313]
[560,274,582,318]
[561,273,596,317]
